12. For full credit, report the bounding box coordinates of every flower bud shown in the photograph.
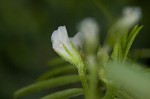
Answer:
[78,18,100,55]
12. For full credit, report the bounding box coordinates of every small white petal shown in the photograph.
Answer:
[79,18,99,41]
[51,30,59,44]
[57,26,69,44]
[70,32,83,50]
[51,26,72,58]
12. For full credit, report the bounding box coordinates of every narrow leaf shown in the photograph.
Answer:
[40,88,83,99]
[111,40,123,61]
[103,83,118,99]
[111,42,119,60]
[14,75,80,98]
[38,65,77,81]
[123,25,143,61]
[132,50,143,62]
[128,25,139,39]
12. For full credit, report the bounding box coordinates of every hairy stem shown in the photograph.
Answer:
[78,63,88,99]
[87,55,99,99]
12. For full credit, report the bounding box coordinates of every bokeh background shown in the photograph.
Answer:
[0,0,150,99]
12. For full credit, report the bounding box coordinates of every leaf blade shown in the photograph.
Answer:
[40,88,83,99]
[123,25,143,61]
[38,65,77,81]
[14,75,80,98]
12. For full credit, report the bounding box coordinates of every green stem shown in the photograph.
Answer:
[87,55,99,99]
[78,64,88,99]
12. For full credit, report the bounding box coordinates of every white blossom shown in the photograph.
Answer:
[51,26,73,59]
[79,18,99,43]
[51,26,83,65]
[78,18,100,54]
[118,7,142,28]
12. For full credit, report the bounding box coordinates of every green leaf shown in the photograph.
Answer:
[128,25,139,39]
[14,75,80,98]
[123,25,143,61]
[111,41,120,60]
[131,50,143,62]
[117,90,133,99]
[103,83,118,99]
[111,40,123,61]
[38,65,77,81]
[121,32,128,50]
[40,88,83,99]
[106,61,150,99]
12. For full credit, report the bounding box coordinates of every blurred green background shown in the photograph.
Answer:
[0,0,150,99]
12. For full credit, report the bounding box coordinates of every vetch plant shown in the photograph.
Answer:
[51,26,88,97]
[14,6,150,99]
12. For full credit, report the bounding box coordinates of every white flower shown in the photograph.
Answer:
[51,26,72,59]
[107,7,142,44]
[51,26,88,93]
[79,18,99,43]
[51,26,83,65]
[118,7,142,28]
[78,18,100,54]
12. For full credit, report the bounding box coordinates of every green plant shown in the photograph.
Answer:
[14,7,150,99]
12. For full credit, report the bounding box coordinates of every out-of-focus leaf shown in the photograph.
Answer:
[123,25,143,61]
[111,40,123,61]
[38,65,77,81]
[131,49,143,62]
[14,75,80,98]
[40,88,83,99]
[117,90,133,99]
[103,83,118,99]
[130,49,150,60]
[106,61,150,99]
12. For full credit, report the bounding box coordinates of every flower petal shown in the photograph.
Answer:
[119,7,141,28]
[70,32,83,50]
